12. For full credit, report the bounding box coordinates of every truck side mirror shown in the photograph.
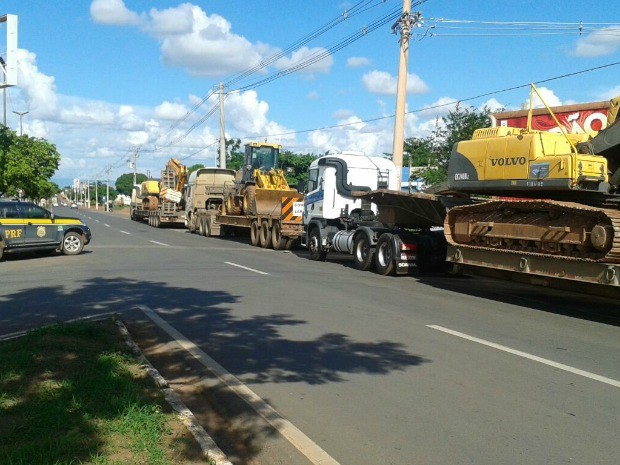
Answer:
[297,180,307,193]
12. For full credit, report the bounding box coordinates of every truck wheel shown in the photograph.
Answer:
[308,228,327,261]
[250,220,260,246]
[188,215,196,233]
[130,208,136,221]
[154,216,161,228]
[205,217,212,237]
[353,233,375,271]
[271,221,285,250]
[259,220,272,248]
[62,232,85,256]
[375,233,395,276]
[198,217,206,236]
[284,238,296,250]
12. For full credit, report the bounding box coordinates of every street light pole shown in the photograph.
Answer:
[12,110,28,135]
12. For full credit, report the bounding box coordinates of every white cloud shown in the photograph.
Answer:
[275,46,333,74]
[529,87,562,108]
[595,86,620,101]
[154,101,189,120]
[147,4,194,36]
[332,109,355,120]
[362,70,429,96]
[574,26,620,57]
[90,0,142,26]
[347,56,371,68]
[480,98,504,112]
[225,90,292,140]
[307,91,319,101]
[15,49,58,119]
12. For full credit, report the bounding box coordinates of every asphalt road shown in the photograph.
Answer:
[1,206,619,465]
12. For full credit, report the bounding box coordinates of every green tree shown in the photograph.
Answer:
[114,172,148,195]
[279,151,317,187]
[187,163,205,175]
[0,126,61,199]
[403,104,491,185]
[225,138,244,170]
[88,181,117,204]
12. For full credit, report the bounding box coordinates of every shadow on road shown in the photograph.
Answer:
[0,276,429,464]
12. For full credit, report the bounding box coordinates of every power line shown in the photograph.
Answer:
[232,60,620,142]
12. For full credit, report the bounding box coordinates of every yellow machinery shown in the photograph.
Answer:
[444,85,620,263]
[224,142,303,216]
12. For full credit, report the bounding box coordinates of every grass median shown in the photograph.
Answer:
[0,319,206,465]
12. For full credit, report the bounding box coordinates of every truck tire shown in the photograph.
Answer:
[271,221,286,250]
[205,217,212,237]
[353,233,375,271]
[308,228,327,261]
[259,220,272,248]
[62,232,85,256]
[198,217,206,236]
[375,233,396,276]
[250,220,260,246]
[188,214,196,233]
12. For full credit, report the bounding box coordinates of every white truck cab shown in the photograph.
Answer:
[304,152,398,224]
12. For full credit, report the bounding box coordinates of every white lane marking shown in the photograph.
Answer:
[150,240,170,247]
[427,325,620,389]
[137,305,341,465]
[95,219,100,223]
[104,223,110,228]
[224,261,270,275]
[120,230,131,235]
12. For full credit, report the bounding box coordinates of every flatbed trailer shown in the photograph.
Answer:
[215,208,303,250]
[366,190,620,290]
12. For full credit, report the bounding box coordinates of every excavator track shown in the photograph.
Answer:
[444,200,620,264]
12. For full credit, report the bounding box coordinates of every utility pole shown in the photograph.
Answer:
[131,145,140,186]
[391,0,418,187]
[95,177,99,210]
[105,166,111,212]
[86,178,90,208]
[218,82,226,169]
[1,57,6,127]
[12,110,28,135]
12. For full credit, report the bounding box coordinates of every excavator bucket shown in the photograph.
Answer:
[254,189,303,217]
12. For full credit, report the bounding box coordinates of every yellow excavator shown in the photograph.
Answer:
[443,84,620,263]
[224,142,303,216]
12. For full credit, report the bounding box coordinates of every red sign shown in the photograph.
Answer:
[497,108,608,133]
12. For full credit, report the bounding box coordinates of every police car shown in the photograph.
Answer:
[0,199,92,260]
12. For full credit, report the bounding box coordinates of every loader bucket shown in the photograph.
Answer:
[254,188,303,217]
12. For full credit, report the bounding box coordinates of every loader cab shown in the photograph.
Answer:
[242,142,281,184]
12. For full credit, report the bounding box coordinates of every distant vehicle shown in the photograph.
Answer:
[61,202,68,207]
[70,203,78,209]
[0,199,92,260]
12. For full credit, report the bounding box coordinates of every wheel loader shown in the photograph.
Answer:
[217,142,304,249]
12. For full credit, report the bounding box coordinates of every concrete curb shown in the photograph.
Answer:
[114,318,234,465]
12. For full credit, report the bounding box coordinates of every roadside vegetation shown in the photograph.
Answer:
[0,320,204,465]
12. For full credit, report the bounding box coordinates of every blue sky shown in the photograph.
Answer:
[1,1,619,187]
